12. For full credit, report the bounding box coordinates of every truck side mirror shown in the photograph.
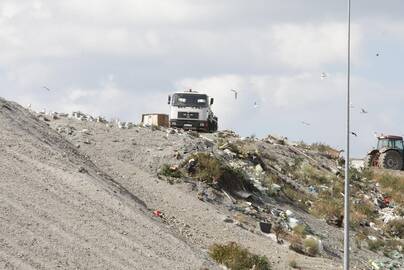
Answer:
[168,95,171,105]
[210,98,214,105]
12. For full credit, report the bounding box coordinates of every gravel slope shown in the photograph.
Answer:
[0,97,217,270]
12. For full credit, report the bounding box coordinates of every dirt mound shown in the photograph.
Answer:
[0,97,216,270]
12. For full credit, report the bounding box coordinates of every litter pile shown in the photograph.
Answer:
[158,130,403,269]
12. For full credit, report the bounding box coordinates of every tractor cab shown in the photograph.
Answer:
[366,135,404,170]
[377,136,404,151]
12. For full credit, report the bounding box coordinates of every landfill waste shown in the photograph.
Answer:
[16,101,403,270]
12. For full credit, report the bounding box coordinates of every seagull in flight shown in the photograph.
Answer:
[43,86,51,91]
[230,89,238,100]
[253,101,259,108]
[351,132,358,137]
[301,121,311,126]
[360,108,368,114]
[320,72,328,80]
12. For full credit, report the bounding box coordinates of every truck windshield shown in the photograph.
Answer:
[172,94,208,107]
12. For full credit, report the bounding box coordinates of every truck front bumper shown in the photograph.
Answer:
[170,120,208,131]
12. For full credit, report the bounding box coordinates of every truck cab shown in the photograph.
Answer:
[168,90,218,133]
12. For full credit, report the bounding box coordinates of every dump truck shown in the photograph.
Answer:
[365,135,404,170]
[168,90,218,132]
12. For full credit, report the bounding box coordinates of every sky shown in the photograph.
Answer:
[1,0,403,157]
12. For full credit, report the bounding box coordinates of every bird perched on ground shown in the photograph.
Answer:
[43,86,51,91]
[230,89,238,100]
[351,132,358,137]
[360,108,368,114]
[301,121,311,126]
[320,72,328,80]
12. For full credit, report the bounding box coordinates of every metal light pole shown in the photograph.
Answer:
[344,0,351,269]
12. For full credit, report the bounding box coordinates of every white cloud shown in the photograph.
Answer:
[272,23,362,69]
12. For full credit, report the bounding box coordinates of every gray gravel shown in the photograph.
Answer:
[0,97,217,270]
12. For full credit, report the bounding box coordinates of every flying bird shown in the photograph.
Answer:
[351,132,358,137]
[376,53,380,57]
[230,89,238,100]
[360,108,368,114]
[43,86,51,91]
[253,101,259,108]
[320,72,328,80]
[301,121,311,126]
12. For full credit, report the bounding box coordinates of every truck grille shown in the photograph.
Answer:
[178,112,199,119]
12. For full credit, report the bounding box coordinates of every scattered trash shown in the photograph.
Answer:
[259,222,272,234]
[186,159,197,175]
[153,210,163,218]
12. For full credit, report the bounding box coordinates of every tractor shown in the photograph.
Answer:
[365,135,404,170]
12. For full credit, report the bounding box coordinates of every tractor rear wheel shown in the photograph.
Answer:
[365,153,377,168]
[379,150,403,170]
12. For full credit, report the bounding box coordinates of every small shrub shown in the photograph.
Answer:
[382,239,403,256]
[187,153,255,195]
[310,197,343,224]
[310,142,335,153]
[303,238,319,257]
[282,185,313,211]
[209,242,271,270]
[384,219,404,238]
[272,222,286,244]
[188,153,222,183]
[351,201,379,228]
[373,172,404,205]
[288,234,305,255]
[159,164,183,178]
[290,162,332,188]
[367,238,385,252]
[292,224,308,238]
[349,167,364,182]
[354,232,367,249]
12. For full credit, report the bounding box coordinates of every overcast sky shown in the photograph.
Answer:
[1,0,403,157]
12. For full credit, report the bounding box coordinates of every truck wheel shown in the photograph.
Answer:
[212,117,218,132]
[379,150,403,170]
[365,153,377,168]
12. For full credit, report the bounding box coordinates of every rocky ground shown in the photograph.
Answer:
[1,97,403,270]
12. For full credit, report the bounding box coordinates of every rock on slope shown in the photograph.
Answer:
[0,97,217,270]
